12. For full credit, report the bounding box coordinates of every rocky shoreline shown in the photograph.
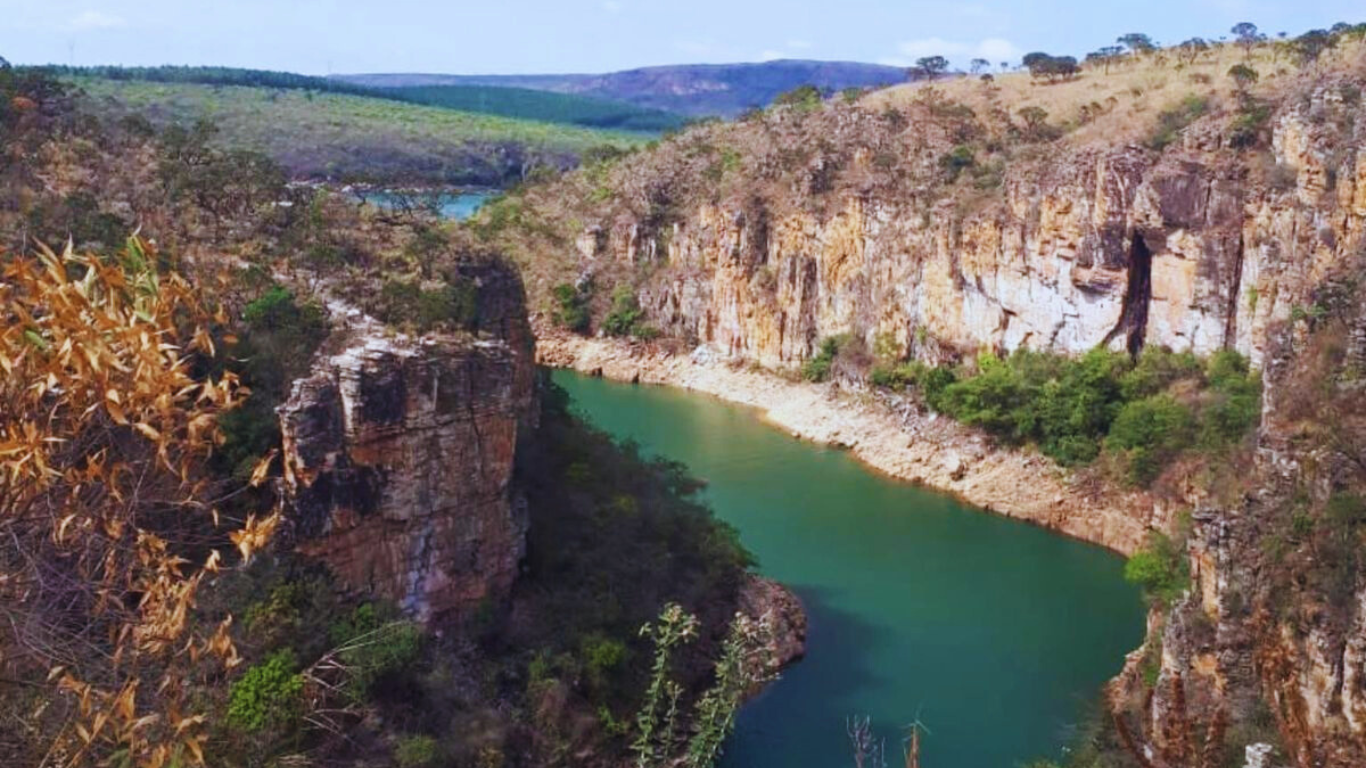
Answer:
[537,330,1172,556]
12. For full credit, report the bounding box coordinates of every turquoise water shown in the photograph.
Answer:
[364,190,492,220]
[552,370,1145,768]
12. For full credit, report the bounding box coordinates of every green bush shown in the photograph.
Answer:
[940,144,976,181]
[375,277,478,332]
[1124,531,1190,607]
[871,346,1258,482]
[771,85,823,112]
[1198,350,1262,450]
[228,649,305,733]
[551,282,591,334]
[394,734,441,768]
[1106,395,1196,485]
[1147,95,1208,150]
[602,286,658,338]
[218,285,329,476]
[802,336,847,382]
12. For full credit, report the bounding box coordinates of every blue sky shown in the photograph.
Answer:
[1,1,1361,75]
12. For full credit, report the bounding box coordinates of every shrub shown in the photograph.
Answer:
[376,277,478,332]
[1124,531,1190,606]
[772,85,823,112]
[1147,95,1208,150]
[602,286,658,338]
[395,735,441,768]
[802,335,846,382]
[1106,395,1197,485]
[940,144,976,180]
[228,649,305,733]
[551,282,591,333]
[1198,350,1261,451]
[329,603,425,701]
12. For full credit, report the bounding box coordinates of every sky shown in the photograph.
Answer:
[1,0,1362,75]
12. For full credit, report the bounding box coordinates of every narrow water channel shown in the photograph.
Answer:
[552,370,1145,768]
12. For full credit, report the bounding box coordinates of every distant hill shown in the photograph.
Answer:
[72,78,648,186]
[43,65,686,133]
[385,85,688,132]
[335,59,909,117]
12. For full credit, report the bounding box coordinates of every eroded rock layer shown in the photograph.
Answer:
[278,267,537,621]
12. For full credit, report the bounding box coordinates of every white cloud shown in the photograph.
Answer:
[880,37,1021,69]
[785,39,813,50]
[69,10,128,31]
[759,49,787,61]
[601,1,623,13]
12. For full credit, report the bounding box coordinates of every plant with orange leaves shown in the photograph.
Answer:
[0,237,279,766]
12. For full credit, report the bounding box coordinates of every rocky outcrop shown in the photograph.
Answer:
[279,266,537,622]
[738,575,807,673]
[566,102,1364,379]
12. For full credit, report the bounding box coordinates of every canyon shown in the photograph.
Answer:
[496,52,1366,767]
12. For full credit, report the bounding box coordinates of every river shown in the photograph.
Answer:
[552,370,1145,768]
[361,189,493,220]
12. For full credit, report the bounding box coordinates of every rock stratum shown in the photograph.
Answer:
[277,263,539,621]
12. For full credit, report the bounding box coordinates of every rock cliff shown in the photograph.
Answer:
[277,264,537,622]
[573,107,1363,374]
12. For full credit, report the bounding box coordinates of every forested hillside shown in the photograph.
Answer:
[72,77,647,185]
[44,64,686,132]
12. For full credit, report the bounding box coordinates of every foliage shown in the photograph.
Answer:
[879,347,1260,484]
[374,276,479,333]
[630,604,777,768]
[1124,531,1190,607]
[802,335,849,382]
[512,380,754,727]
[329,604,425,701]
[227,649,305,733]
[1117,33,1156,54]
[1146,95,1208,150]
[603,285,659,338]
[74,77,647,186]
[218,284,329,478]
[395,734,442,768]
[1025,54,1081,82]
[0,239,274,766]
[632,604,698,767]
[771,85,824,112]
[1106,395,1196,485]
[911,56,951,80]
[940,144,976,180]
[683,613,777,767]
[551,281,592,333]
[1016,106,1057,141]
[385,84,688,132]
[1227,64,1260,89]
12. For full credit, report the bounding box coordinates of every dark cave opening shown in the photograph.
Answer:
[1105,234,1154,357]
[1124,235,1153,356]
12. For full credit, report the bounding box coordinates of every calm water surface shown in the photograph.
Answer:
[365,190,492,220]
[553,370,1145,768]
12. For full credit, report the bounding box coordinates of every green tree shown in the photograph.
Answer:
[1232,22,1264,57]
[1117,33,1156,54]
[913,56,950,80]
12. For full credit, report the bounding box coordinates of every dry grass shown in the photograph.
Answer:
[864,39,1366,146]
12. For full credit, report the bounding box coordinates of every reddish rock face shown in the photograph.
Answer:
[279,307,536,622]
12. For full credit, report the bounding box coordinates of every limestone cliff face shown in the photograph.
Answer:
[573,103,1363,378]
[278,267,536,622]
